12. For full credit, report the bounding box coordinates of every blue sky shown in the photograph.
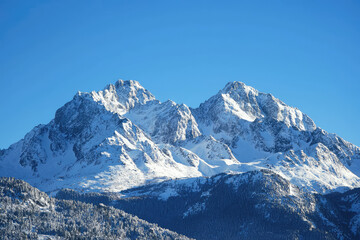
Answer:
[0,0,359,148]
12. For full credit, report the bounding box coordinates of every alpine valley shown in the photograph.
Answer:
[1,80,360,239]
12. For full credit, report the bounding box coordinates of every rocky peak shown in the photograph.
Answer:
[126,98,202,144]
[195,81,316,131]
[221,81,258,95]
[91,79,156,115]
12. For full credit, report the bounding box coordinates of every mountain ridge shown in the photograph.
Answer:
[1,79,359,194]
[56,169,360,240]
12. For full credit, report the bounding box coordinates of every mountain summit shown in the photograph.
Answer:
[1,80,359,193]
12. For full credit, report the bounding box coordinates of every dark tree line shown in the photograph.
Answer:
[0,177,190,240]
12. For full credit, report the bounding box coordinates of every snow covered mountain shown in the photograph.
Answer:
[1,79,359,193]
[192,81,360,192]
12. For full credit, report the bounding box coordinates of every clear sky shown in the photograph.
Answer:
[0,0,359,149]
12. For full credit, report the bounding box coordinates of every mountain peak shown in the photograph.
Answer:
[195,81,317,131]
[103,79,152,97]
[90,79,155,115]
[222,81,258,94]
[114,79,143,89]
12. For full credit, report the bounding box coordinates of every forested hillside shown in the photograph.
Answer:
[0,177,190,240]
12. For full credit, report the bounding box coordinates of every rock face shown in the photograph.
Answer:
[0,177,190,240]
[1,80,360,193]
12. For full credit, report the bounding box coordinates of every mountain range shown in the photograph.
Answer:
[1,80,359,194]
[2,79,360,239]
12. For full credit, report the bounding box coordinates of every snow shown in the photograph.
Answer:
[158,187,180,200]
[183,202,206,218]
[221,93,257,122]
[1,80,360,195]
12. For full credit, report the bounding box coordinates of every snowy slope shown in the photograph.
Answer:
[192,81,360,192]
[1,80,359,193]
[125,99,201,144]
[0,84,203,192]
